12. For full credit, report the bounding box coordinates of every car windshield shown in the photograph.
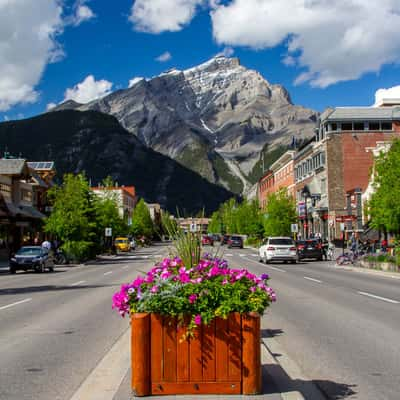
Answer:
[231,236,241,240]
[16,247,42,256]
[269,239,294,245]
[115,239,128,243]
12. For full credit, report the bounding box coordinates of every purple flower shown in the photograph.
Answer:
[261,273,269,280]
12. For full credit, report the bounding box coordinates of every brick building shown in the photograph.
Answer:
[257,150,296,209]
[294,102,400,240]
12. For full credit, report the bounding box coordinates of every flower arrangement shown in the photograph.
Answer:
[112,253,276,332]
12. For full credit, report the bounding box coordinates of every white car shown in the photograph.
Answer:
[259,237,298,264]
[129,239,136,251]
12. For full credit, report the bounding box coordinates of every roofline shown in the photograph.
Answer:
[269,150,296,172]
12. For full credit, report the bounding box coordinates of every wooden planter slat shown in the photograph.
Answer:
[131,312,261,396]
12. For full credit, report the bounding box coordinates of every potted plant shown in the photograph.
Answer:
[112,233,276,396]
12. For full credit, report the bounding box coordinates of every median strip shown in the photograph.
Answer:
[304,277,322,283]
[0,298,32,311]
[358,291,399,304]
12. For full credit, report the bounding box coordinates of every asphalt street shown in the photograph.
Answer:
[0,244,169,400]
[1,244,399,400]
[222,247,400,400]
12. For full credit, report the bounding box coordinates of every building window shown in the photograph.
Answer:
[368,121,380,130]
[381,122,392,130]
[21,189,32,203]
[331,123,338,131]
[341,122,352,130]
[321,179,326,195]
[353,122,364,131]
[0,184,11,198]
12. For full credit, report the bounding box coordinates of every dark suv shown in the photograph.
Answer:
[10,246,55,273]
[297,240,324,261]
[228,236,244,249]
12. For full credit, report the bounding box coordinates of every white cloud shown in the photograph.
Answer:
[72,3,95,26]
[374,85,400,106]
[129,0,205,33]
[63,75,113,104]
[155,51,172,62]
[210,0,400,87]
[216,46,234,58]
[0,0,63,111]
[46,102,57,111]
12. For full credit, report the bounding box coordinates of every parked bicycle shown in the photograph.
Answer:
[54,249,67,265]
[336,251,359,265]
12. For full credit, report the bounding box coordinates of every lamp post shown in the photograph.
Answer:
[301,185,311,239]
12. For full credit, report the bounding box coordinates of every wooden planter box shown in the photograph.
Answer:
[131,312,261,396]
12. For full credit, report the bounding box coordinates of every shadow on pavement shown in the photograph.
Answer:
[0,283,116,295]
[261,328,283,338]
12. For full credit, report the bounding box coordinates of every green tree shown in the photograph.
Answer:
[208,210,222,233]
[45,173,97,260]
[235,199,264,237]
[131,199,154,239]
[262,189,297,237]
[93,177,128,239]
[369,139,400,235]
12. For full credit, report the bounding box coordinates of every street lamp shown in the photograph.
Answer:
[301,185,311,239]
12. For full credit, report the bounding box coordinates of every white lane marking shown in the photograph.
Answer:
[239,254,246,257]
[389,275,400,280]
[225,254,233,257]
[70,280,86,287]
[251,254,258,257]
[358,291,399,304]
[304,276,322,283]
[0,298,32,311]
[122,266,128,270]
[104,271,113,276]
[264,265,287,273]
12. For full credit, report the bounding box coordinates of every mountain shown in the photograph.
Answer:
[56,56,318,194]
[0,110,233,214]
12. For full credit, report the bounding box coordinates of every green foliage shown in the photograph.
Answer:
[45,173,127,261]
[262,189,297,237]
[130,199,154,239]
[369,140,400,235]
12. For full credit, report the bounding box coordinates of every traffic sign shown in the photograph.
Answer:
[189,223,197,233]
[105,227,112,237]
[291,224,298,233]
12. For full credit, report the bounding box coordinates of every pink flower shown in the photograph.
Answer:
[188,294,198,304]
[151,285,159,293]
[249,286,257,292]
[194,314,202,325]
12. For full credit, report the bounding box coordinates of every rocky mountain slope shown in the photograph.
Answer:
[0,110,233,214]
[56,57,318,194]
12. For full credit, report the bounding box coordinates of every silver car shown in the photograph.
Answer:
[259,237,298,264]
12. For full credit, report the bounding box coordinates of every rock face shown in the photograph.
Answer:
[0,110,233,214]
[56,57,318,194]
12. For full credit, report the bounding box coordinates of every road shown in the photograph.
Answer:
[0,244,169,400]
[1,244,399,400]
[222,247,400,400]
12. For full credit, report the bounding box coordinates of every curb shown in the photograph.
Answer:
[262,333,326,400]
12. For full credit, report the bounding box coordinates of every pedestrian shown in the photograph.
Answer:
[381,238,388,252]
[41,239,52,252]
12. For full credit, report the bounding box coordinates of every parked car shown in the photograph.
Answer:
[114,237,130,252]
[202,235,214,246]
[228,235,244,249]
[297,239,324,261]
[221,234,231,245]
[9,246,54,273]
[259,237,298,264]
[211,234,221,243]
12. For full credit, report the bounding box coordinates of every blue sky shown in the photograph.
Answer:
[1,0,400,122]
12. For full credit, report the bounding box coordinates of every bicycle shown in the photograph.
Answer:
[336,251,358,265]
[326,247,334,261]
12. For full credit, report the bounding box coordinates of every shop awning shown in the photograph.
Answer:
[18,205,46,219]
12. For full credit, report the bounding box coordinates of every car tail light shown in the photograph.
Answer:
[316,243,322,249]
[267,246,275,250]
[290,247,297,251]
[297,245,305,250]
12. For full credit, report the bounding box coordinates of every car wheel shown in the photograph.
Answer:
[291,260,297,264]
[36,263,45,273]
[317,256,323,261]
[49,266,54,272]
[9,266,16,274]
[259,257,264,263]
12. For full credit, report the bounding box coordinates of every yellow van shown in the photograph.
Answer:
[114,237,130,252]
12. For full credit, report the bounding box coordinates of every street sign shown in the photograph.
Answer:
[340,223,345,231]
[189,223,197,233]
[291,224,298,233]
[105,227,112,237]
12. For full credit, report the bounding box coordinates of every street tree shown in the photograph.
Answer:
[131,199,154,240]
[262,189,297,237]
